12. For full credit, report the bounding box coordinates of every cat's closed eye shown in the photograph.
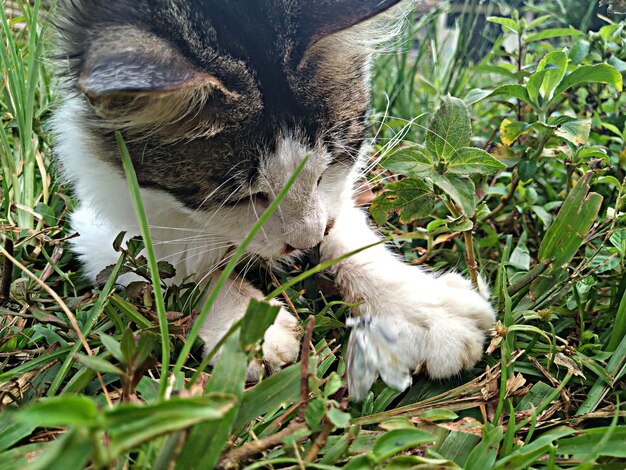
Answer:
[227,192,271,209]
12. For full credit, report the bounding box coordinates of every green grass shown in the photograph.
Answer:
[1,0,626,468]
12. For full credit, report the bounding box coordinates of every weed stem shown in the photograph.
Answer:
[442,199,480,290]
[1,238,13,301]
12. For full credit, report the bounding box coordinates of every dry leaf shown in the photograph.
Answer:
[554,353,586,378]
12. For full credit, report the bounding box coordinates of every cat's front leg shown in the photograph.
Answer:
[198,274,301,381]
[321,203,495,390]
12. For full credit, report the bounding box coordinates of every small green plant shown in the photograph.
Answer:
[371,96,506,285]
[0,0,53,232]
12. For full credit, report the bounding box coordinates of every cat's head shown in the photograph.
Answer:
[54,0,407,259]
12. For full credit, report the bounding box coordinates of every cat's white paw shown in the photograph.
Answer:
[346,268,495,398]
[401,272,494,377]
[246,309,301,382]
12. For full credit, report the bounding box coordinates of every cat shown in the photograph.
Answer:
[51,0,495,396]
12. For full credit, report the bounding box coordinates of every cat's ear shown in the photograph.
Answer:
[299,0,405,51]
[77,27,235,129]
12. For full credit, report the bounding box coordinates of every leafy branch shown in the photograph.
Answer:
[371,96,506,287]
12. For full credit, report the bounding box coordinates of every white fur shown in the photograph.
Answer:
[320,198,495,380]
[199,274,301,381]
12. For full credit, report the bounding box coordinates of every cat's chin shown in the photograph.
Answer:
[262,251,303,270]
[244,240,304,263]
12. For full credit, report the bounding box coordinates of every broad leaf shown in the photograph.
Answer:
[156,260,176,280]
[372,429,434,462]
[134,332,158,366]
[327,407,351,429]
[126,236,145,258]
[29,429,94,470]
[530,173,602,302]
[447,147,506,175]
[540,51,568,102]
[609,55,626,73]
[98,334,124,364]
[110,294,152,329]
[493,427,576,470]
[447,215,474,232]
[15,396,98,428]
[486,17,521,33]
[105,394,236,457]
[305,398,326,429]
[465,426,503,470]
[381,144,435,177]
[176,334,248,470]
[464,88,493,106]
[538,172,602,267]
[431,173,476,216]
[370,179,436,225]
[486,84,531,104]
[73,354,124,375]
[434,430,481,465]
[0,443,49,470]
[500,119,532,145]
[240,299,281,351]
[528,51,568,105]
[570,40,591,64]
[0,414,37,452]
[556,427,626,459]
[426,96,472,160]
[552,64,623,103]
[233,362,301,429]
[552,117,591,146]
[527,14,552,29]
[526,28,582,43]
[518,159,538,180]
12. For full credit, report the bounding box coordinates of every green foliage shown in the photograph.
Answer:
[372,96,505,225]
[1,1,626,468]
[0,0,53,232]
[16,393,236,467]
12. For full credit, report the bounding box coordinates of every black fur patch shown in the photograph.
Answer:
[54,0,402,209]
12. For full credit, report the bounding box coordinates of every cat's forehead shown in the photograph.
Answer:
[61,0,402,70]
[162,1,309,117]
[154,1,293,61]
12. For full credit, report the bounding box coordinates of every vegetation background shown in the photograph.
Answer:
[1,0,625,468]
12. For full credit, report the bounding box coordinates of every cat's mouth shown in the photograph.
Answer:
[282,244,297,256]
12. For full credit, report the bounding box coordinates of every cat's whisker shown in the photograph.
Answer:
[248,187,268,239]
[152,238,213,247]
[179,250,239,313]
[150,230,231,248]
[194,165,247,214]
[370,91,393,147]
[147,225,207,233]
[260,174,283,219]
[354,122,416,179]
[152,233,225,246]
[181,245,234,280]
[235,254,261,291]
[158,240,233,259]
[201,180,249,229]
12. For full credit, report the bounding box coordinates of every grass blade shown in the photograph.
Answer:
[170,156,309,381]
[116,131,171,399]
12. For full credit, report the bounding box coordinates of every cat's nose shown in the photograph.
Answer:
[284,231,324,251]
[283,221,326,251]
[324,219,335,236]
